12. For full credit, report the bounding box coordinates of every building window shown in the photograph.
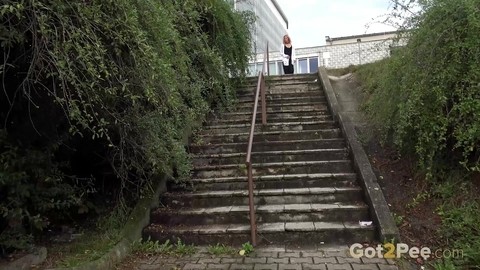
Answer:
[298,59,308,73]
[277,61,283,75]
[269,61,276,75]
[297,57,319,74]
[248,63,256,76]
[309,57,319,73]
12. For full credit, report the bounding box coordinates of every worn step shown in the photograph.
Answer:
[189,138,346,154]
[197,128,340,145]
[193,160,353,178]
[183,173,358,191]
[143,221,375,246]
[219,110,332,121]
[162,187,364,208]
[237,95,326,104]
[192,148,349,166]
[241,77,318,86]
[209,115,334,126]
[190,139,347,155]
[236,91,325,100]
[235,97,327,107]
[237,86,321,95]
[203,121,336,135]
[151,203,369,226]
[237,82,320,92]
[231,102,329,113]
[234,100,327,111]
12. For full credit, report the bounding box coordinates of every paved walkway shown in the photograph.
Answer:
[125,246,399,270]
[121,74,402,270]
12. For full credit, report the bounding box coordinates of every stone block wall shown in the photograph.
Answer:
[296,39,395,69]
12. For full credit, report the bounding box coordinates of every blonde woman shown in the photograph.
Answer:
[280,35,295,74]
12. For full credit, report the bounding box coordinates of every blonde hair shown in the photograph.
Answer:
[283,35,291,45]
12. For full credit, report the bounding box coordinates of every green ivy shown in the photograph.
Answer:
[0,0,253,251]
[358,0,480,176]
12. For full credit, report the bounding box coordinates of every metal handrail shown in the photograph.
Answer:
[245,43,269,246]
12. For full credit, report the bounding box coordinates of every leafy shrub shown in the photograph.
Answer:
[358,0,480,176]
[0,0,252,251]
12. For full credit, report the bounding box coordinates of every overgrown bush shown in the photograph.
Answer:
[359,0,480,176]
[0,0,252,252]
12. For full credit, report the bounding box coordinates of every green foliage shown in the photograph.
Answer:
[241,242,254,255]
[392,213,404,226]
[431,259,456,270]
[406,191,430,209]
[46,206,128,267]
[207,243,236,255]
[132,238,195,256]
[0,0,252,252]
[438,196,480,267]
[357,0,480,176]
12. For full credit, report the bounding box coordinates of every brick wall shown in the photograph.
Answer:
[295,39,395,69]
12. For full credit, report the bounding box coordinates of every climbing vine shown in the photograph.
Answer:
[0,0,253,251]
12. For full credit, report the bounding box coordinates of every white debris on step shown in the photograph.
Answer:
[359,221,373,227]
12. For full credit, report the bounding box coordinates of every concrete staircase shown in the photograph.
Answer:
[143,73,376,246]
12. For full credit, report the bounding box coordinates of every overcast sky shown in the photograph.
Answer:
[275,0,398,48]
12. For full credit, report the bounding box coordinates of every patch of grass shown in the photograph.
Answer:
[132,238,196,256]
[207,243,236,255]
[431,258,456,270]
[431,172,480,268]
[52,232,119,268]
[392,213,404,226]
[51,207,129,268]
[406,191,430,210]
[132,238,174,254]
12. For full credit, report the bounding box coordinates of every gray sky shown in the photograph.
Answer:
[276,0,397,47]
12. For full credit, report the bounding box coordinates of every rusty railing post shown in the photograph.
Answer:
[245,43,269,246]
[247,162,257,246]
[261,73,266,125]
[266,43,270,76]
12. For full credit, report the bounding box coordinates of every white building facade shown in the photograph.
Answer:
[234,0,289,54]
[250,31,404,75]
[230,0,289,76]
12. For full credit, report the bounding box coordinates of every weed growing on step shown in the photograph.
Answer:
[239,242,254,256]
[406,192,430,210]
[132,238,196,256]
[207,243,236,255]
[431,258,456,270]
[43,207,129,268]
[392,213,404,227]
[174,239,196,256]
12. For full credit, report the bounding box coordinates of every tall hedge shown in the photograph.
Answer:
[0,0,252,251]
[361,0,480,176]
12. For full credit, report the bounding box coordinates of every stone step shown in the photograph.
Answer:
[196,128,342,146]
[192,148,349,166]
[189,138,346,154]
[243,74,317,84]
[231,102,329,113]
[162,187,363,208]
[209,115,334,126]
[151,203,369,226]
[236,91,325,100]
[237,86,321,95]
[235,97,327,107]
[233,100,327,111]
[236,95,326,104]
[193,160,353,178]
[202,121,336,135]
[183,173,358,191]
[221,109,331,119]
[143,221,375,246]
